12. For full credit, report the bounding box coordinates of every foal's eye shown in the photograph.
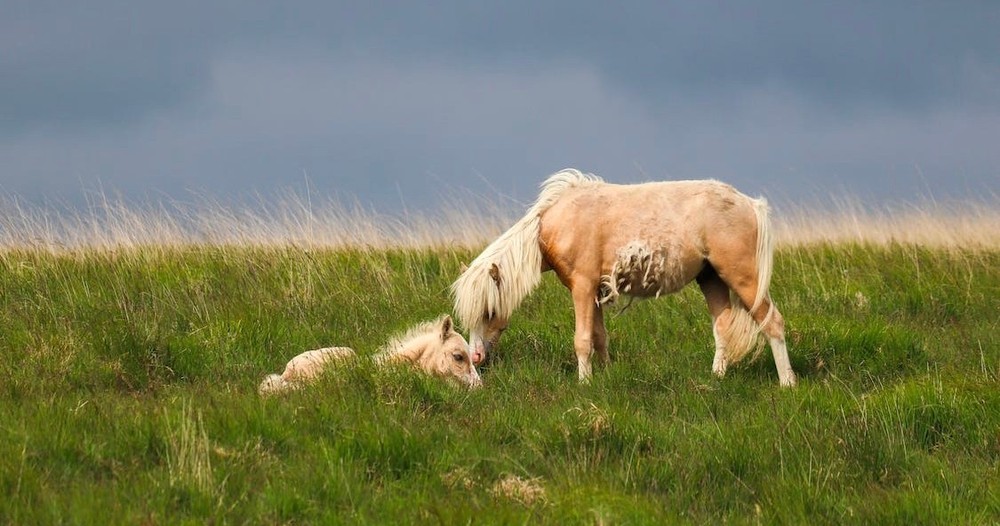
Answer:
[452,353,465,363]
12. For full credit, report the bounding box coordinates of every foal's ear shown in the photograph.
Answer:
[489,263,501,286]
[440,315,454,339]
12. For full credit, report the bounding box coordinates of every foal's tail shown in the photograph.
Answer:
[721,198,774,364]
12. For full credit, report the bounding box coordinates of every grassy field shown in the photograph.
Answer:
[0,200,998,524]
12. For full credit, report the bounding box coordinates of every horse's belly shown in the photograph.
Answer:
[598,240,696,303]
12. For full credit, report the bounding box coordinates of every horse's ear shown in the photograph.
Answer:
[440,315,454,339]
[489,263,501,286]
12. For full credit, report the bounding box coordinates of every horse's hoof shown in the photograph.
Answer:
[780,375,798,388]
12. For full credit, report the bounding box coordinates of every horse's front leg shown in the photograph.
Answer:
[571,282,599,382]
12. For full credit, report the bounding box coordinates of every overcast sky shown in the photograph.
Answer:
[2,2,998,212]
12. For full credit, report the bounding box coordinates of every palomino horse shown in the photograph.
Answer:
[259,315,483,395]
[451,169,797,386]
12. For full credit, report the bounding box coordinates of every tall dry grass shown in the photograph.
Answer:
[0,191,515,253]
[775,196,1000,249]
[1,190,997,252]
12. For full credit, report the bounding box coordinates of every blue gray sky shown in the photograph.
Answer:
[2,2,999,212]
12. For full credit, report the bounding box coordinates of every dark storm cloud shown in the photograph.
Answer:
[1,1,998,208]
[3,3,201,131]
[6,1,998,129]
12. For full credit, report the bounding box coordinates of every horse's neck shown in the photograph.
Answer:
[453,216,545,332]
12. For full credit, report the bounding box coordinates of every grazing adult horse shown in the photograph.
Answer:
[451,169,797,386]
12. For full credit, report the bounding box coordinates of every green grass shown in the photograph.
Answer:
[1,244,997,524]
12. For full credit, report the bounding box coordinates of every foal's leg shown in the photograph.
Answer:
[592,302,610,366]
[697,271,733,377]
[571,281,599,382]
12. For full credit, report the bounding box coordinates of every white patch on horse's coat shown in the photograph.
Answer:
[598,240,686,305]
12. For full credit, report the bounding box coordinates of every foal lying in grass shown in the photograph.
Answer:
[259,315,482,394]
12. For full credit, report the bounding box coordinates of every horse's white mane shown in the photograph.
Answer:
[451,168,603,332]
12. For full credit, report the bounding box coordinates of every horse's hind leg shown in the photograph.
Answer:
[697,269,733,377]
[710,246,797,387]
[732,288,797,387]
[758,302,796,387]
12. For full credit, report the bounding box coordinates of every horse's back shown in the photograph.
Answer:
[538,179,758,287]
[546,179,751,237]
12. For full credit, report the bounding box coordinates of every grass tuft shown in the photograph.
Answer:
[163,403,214,491]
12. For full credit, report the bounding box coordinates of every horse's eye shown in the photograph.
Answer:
[453,352,465,362]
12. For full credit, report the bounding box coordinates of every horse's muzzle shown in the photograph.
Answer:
[470,338,490,365]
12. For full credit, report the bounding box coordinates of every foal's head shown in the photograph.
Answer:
[399,315,483,389]
[431,315,483,388]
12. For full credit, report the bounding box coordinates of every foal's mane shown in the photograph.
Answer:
[374,316,444,361]
[451,168,602,332]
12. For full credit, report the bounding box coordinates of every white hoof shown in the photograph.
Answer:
[779,372,798,388]
[712,359,727,378]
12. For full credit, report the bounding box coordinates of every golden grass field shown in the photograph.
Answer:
[2,190,998,252]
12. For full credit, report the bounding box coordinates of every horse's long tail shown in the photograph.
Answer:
[721,197,774,364]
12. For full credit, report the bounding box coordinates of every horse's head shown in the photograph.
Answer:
[468,311,509,366]
[428,315,483,389]
[463,262,510,365]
